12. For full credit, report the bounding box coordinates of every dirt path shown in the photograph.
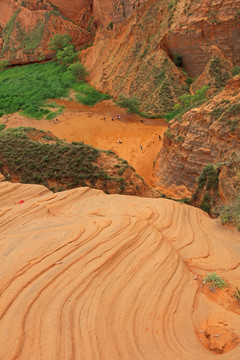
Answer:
[2,100,168,186]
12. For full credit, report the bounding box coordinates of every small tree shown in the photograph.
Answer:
[0,60,10,70]
[56,45,78,66]
[49,33,72,51]
[68,62,89,81]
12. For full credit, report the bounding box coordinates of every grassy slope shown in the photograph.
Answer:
[0,62,110,119]
[0,127,148,195]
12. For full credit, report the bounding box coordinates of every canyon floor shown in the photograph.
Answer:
[2,100,168,191]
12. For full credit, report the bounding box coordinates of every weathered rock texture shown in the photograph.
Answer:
[0,1,93,65]
[0,0,150,65]
[161,0,240,77]
[155,76,240,200]
[1,0,239,114]
[82,0,240,114]
[0,181,239,359]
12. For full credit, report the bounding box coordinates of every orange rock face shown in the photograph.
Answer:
[0,2,93,65]
[0,182,239,359]
[155,76,240,199]
[161,1,240,77]
[82,0,240,115]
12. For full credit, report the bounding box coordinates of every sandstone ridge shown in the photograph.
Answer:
[0,181,239,359]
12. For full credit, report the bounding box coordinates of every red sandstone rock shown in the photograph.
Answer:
[155,76,240,200]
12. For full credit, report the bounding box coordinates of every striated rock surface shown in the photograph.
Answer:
[0,2,92,65]
[0,181,239,359]
[161,0,240,78]
[155,76,240,199]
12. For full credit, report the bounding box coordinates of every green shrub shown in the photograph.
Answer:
[74,83,110,106]
[220,195,240,230]
[0,124,6,131]
[203,273,226,292]
[0,62,75,119]
[116,95,141,114]
[173,52,182,67]
[56,45,78,66]
[0,60,10,70]
[49,33,72,51]
[68,62,89,81]
[107,21,113,30]
[163,86,209,121]
[231,66,240,77]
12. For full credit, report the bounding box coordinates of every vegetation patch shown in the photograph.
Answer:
[163,86,209,121]
[209,56,231,89]
[0,61,110,119]
[203,273,226,292]
[191,164,220,214]
[116,95,141,114]
[0,127,136,193]
[219,195,240,231]
[74,83,111,106]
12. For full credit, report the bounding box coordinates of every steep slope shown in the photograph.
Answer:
[154,76,240,202]
[0,127,157,197]
[0,182,239,359]
[82,0,240,114]
[0,3,92,65]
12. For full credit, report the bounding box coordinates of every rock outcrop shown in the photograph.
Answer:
[155,76,240,201]
[0,181,239,359]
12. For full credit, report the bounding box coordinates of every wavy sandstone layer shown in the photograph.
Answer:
[0,182,239,359]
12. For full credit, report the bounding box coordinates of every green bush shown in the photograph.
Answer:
[56,45,78,66]
[173,52,182,67]
[116,95,141,114]
[107,21,113,30]
[203,273,226,292]
[74,83,110,106]
[231,66,240,77]
[220,195,240,230]
[163,86,209,121]
[0,60,10,70]
[49,33,72,51]
[68,62,89,81]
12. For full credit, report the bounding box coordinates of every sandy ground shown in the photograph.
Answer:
[1,100,168,187]
[0,182,239,359]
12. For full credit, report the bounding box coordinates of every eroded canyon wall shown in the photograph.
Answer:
[82,0,240,114]
[155,76,240,202]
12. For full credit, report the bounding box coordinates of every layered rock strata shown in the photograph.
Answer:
[0,182,239,359]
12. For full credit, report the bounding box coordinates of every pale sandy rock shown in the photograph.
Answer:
[0,182,239,359]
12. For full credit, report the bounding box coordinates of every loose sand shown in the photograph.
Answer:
[0,182,239,359]
[2,100,168,187]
